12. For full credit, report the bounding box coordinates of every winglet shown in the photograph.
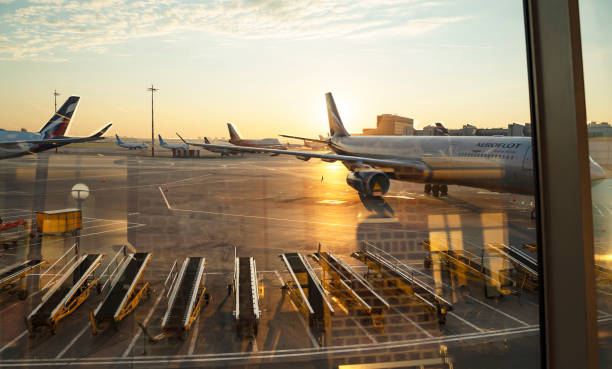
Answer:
[176,133,187,144]
[92,122,112,137]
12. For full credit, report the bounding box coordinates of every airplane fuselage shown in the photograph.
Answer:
[330,135,534,195]
[0,130,67,159]
[229,138,286,150]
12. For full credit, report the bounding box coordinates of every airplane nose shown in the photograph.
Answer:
[590,156,607,180]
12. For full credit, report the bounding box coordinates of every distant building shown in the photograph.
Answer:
[362,114,415,136]
[588,121,612,138]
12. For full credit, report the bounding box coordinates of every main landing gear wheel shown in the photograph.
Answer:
[424,184,432,194]
[441,185,448,196]
[432,184,440,197]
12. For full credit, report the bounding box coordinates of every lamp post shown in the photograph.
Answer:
[147,84,159,157]
[53,90,60,113]
[71,183,90,210]
[71,183,89,252]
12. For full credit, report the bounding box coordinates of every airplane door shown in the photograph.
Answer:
[522,147,533,170]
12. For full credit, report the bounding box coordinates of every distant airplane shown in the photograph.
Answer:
[227,123,287,150]
[0,96,112,160]
[158,134,188,150]
[115,135,148,150]
[181,92,607,199]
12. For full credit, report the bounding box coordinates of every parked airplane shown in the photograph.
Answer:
[0,96,112,160]
[115,135,148,150]
[158,134,188,150]
[180,93,607,199]
[227,123,287,150]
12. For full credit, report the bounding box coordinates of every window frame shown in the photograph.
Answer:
[523,0,599,368]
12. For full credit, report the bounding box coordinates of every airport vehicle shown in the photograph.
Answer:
[36,208,82,234]
[0,96,112,160]
[0,259,46,300]
[227,123,287,150]
[115,134,148,150]
[91,252,151,333]
[158,134,188,150]
[28,254,102,334]
[181,93,607,197]
[233,256,262,337]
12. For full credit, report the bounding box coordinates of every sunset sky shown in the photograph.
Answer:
[0,0,609,139]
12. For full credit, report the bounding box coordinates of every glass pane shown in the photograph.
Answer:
[579,0,612,367]
[0,1,539,368]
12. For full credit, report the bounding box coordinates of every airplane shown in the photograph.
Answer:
[158,134,188,150]
[227,123,287,150]
[115,134,148,150]
[179,92,607,200]
[0,96,112,160]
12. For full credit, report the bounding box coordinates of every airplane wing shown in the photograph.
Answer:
[279,134,329,144]
[178,133,430,173]
[1,123,112,145]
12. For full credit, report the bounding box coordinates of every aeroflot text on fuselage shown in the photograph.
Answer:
[476,142,522,149]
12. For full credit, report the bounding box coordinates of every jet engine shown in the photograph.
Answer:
[346,170,390,197]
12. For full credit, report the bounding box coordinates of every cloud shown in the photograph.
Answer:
[0,0,467,61]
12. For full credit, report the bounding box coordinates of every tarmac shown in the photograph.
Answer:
[0,145,610,368]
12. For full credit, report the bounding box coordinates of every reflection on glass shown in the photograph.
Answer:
[0,1,544,368]
[580,0,612,366]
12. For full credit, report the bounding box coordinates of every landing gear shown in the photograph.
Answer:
[432,184,440,197]
[441,185,448,196]
[425,184,447,197]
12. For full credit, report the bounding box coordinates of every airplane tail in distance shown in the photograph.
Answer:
[435,122,449,136]
[325,92,349,137]
[158,134,165,145]
[204,137,211,144]
[39,96,80,139]
[115,134,124,144]
[227,123,242,141]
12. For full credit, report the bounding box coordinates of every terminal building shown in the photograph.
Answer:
[361,114,416,136]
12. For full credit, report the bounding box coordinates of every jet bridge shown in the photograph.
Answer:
[0,259,46,300]
[27,254,102,333]
[279,252,334,341]
[351,249,453,325]
[157,257,206,339]
[234,256,261,337]
[310,248,389,329]
[91,252,151,333]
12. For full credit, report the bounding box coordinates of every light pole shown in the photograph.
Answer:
[53,90,60,113]
[147,84,159,157]
[71,183,89,252]
[71,183,89,210]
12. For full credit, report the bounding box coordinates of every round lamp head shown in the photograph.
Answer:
[71,183,90,201]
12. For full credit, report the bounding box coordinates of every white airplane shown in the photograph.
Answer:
[180,92,607,199]
[227,123,287,150]
[0,96,112,160]
[115,134,148,150]
[158,134,188,150]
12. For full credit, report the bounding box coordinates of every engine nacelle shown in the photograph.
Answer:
[346,170,390,197]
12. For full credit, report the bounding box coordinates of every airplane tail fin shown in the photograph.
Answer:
[158,134,165,145]
[115,134,124,144]
[325,92,349,137]
[204,137,211,144]
[39,96,80,139]
[227,123,242,141]
[435,122,449,136]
